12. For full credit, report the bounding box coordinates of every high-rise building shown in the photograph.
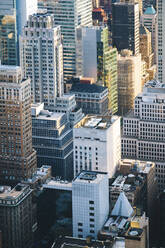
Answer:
[0,0,18,65]
[120,0,143,15]
[112,2,140,55]
[141,6,157,63]
[143,0,156,10]
[139,24,154,68]
[20,12,63,109]
[31,103,73,180]
[0,0,37,66]
[76,26,118,113]
[16,0,37,36]
[121,79,165,191]
[38,0,92,80]
[73,115,121,178]
[0,65,37,185]
[157,0,165,83]
[117,50,142,115]
[0,183,37,248]
[72,171,109,239]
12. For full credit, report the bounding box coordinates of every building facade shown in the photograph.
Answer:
[70,83,109,115]
[0,0,18,65]
[112,2,139,55]
[141,6,157,63]
[76,26,118,113]
[72,171,109,239]
[0,65,37,185]
[20,12,63,109]
[32,103,73,180]
[38,0,92,80]
[0,183,37,248]
[73,115,121,178]
[117,50,142,115]
[157,0,165,83]
[122,79,165,191]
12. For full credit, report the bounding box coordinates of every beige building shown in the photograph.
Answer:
[0,65,37,185]
[117,50,142,115]
[139,24,155,68]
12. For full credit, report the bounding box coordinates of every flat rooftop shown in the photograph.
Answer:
[43,178,72,191]
[52,236,114,248]
[0,183,30,201]
[35,109,64,121]
[73,171,107,184]
[75,115,119,130]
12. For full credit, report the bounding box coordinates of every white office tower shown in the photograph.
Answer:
[122,79,165,191]
[157,0,165,82]
[72,171,109,239]
[38,0,92,80]
[141,6,157,62]
[16,0,37,36]
[20,12,63,109]
[73,116,121,178]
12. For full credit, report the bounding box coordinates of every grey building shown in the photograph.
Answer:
[31,103,73,180]
[70,83,109,115]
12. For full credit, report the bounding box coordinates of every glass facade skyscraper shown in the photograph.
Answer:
[0,0,18,65]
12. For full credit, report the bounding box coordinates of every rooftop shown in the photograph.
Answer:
[140,24,149,35]
[33,109,64,121]
[75,115,119,130]
[144,79,165,88]
[144,5,156,15]
[0,183,31,201]
[70,83,108,94]
[52,236,114,248]
[73,171,107,184]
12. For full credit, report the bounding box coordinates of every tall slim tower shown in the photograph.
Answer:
[20,12,63,110]
[157,0,165,83]
[0,0,18,65]
[0,0,37,66]
[38,0,92,80]
[0,65,37,185]
[112,2,140,55]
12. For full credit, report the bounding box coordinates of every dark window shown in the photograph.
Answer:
[89,200,94,204]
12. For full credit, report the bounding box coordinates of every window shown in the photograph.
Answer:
[90,218,94,222]
[78,228,83,232]
[90,213,94,216]
[90,224,94,228]
[89,207,94,210]
[78,223,83,226]
[90,230,94,233]
[89,200,94,204]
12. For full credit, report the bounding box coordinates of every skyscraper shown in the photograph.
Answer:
[16,0,37,36]
[141,6,157,63]
[0,0,18,65]
[38,0,92,80]
[0,65,37,185]
[0,0,37,66]
[117,50,142,115]
[157,0,165,83]
[112,2,140,55]
[20,12,63,110]
[76,26,118,113]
